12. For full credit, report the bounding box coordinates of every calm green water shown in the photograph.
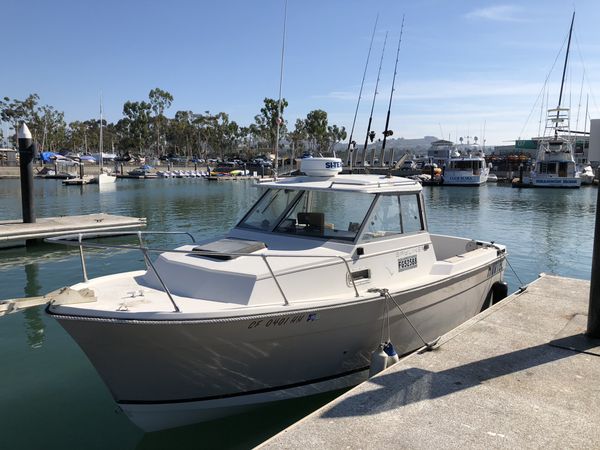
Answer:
[0,178,596,449]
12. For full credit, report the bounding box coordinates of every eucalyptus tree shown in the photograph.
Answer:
[0,94,40,145]
[192,112,217,160]
[288,118,307,161]
[167,110,190,156]
[304,109,329,152]
[33,105,67,151]
[207,112,240,160]
[67,121,86,152]
[326,124,347,155]
[253,97,288,153]
[148,88,174,156]
[122,101,152,153]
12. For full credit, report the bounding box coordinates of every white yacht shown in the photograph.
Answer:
[46,157,507,432]
[519,106,581,188]
[442,137,490,186]
[519,13,581,189]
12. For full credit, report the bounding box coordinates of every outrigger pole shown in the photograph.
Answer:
[346,14,378,170]
[379,15,404,167]
[555,11,575,138]
[365,32,388,167]
[274,0,288,178]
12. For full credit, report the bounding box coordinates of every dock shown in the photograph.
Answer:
[0,213,147,248]
[259,274,600,449]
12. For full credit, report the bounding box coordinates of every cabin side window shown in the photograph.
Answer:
[361,194,424,241]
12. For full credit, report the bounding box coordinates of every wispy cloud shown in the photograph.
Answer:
[315,79,550,102]
[464,5,527,22]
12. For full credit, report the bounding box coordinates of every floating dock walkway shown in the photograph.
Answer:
[259,274,600,449]
[0,213,146,248]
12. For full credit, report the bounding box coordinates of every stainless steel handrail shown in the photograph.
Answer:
[45,231,361,310]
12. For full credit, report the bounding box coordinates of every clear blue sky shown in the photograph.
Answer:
[2,0,600,145]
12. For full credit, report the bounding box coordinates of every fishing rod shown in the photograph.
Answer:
[364,32,388,167]
[555,11,575,138]
[380,15,404,167]
[346,14,378,169]
[274,0,288,178]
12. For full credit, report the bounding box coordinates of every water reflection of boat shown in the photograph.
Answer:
[46,157,507,432]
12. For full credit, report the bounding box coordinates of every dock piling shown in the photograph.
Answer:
[17,123,36,224]
[587,176,600,337]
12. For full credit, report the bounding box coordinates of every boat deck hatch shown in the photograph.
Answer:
[190,238,266,261]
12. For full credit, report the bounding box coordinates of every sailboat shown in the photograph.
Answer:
[90,97,116,185]
[519,12,581,189]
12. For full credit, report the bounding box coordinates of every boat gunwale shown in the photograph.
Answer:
[46,253,506,324]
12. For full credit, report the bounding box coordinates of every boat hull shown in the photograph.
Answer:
[442,172,488,186]
[50,261,504,432]
[518,176,581,188]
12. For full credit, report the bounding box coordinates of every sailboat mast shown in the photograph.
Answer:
[584,94,589,134]
[274,0,287,178]
[555,11,575,135]
[380,15,404,166]
[346,14,378,169]
[99,95,104,172]
[364,31,387,166]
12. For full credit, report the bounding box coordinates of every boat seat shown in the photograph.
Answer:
[190,238,266,261]
[297,212,324,236]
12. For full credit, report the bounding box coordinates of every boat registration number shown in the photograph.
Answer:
[489,260,503,276]
[247,313,313,329]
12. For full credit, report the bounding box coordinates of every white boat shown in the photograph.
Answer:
[519,13,581,189]
[520,113,581,188]
[46,157,507,432]
[442,137,490,186]
[487,173,498,183]
[579,165,595,185]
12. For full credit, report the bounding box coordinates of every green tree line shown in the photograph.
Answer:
[0,90,347,160]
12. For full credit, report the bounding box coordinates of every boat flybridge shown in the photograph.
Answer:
[46,157,507,432]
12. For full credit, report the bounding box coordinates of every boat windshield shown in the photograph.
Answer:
[238,189,303,231]
[273,190,374,241]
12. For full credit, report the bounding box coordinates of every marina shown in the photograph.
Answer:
[3,2,600,448]
[0,176,597,448]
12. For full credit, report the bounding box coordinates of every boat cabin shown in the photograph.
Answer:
[447,159,485,175]
[234,174,425,244]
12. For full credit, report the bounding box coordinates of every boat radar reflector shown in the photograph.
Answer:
[298,157,343,177]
